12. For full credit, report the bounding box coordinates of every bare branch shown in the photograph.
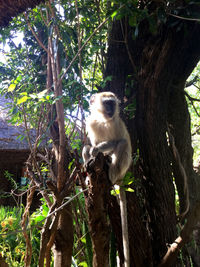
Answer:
[168,13,200,22]
[21,184,36,267]
[185,76,199,87]
[59,16,110,84]
[185,92,200,117]
[24,12,48,53]
[185,91,200,102]
[159,201,200,267]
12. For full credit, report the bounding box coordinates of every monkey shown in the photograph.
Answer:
[82,91,132,267]
[82,92,132,184]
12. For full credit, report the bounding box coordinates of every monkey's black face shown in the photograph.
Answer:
[102,98,116,118]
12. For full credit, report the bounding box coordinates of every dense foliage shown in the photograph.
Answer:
[186,63,200,165]
[0,0,200,266]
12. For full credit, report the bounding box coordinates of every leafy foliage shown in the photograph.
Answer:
[186,63,200,165]
[0,206,41,266]
[0,0,200,266]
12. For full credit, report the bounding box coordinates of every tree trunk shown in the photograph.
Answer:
[104,13,200,266]
[53,206,73,267]
[84,153,111,267]
[45,26,74,267]
[104,19,154,266]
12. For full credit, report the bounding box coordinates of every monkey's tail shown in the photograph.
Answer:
[119,187,130,267]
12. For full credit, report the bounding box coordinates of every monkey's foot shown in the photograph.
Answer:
[85,153,105,173]
[84,157,95,169]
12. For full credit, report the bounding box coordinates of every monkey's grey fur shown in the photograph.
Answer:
[82,92,132,267]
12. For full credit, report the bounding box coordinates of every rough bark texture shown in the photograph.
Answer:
[84,153,111,267]
[104,11,200,266]
[45,29,74,267]
[108,191,153,266]
[159,201,200,267]
[53,206,73,267]
[135,31,179,264]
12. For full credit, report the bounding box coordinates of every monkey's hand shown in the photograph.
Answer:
[90,140,117,156]
[90,146,99,157]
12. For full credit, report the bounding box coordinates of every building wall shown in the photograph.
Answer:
[0,150,29,206]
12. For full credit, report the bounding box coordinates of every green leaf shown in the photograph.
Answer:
[79,262,88,267]
[81,237,86,244]
[123,171,134,185]
[157,8,167,23]
[17,96,28,105]
[129,16,137,27]
[111,10,118,19]
[8,83,16,92]
[110,189,117,196]
[33,215,45,222]
[15,74,22,83]
[16,135,25,141]
[20,92,27,96]
[148,14,157,35]
[125,187,134,193]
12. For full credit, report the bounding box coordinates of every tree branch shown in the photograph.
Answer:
[24,12,48,53]
[168,13,200,22]
[84,152,111,267]
[185,76,199,87]
[185,91,200,102]
[159,201,200,267]
[185,92,200,117]
[21,184,36,267]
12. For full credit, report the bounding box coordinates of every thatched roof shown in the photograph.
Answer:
[0,0,45,27]
[0,95,40,150]
[0,119,32,150]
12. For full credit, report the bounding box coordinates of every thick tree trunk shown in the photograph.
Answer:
[104,13,200,266]
[84,153,111,267]
[53,206,73,267]
[136,64,177,264]
[104,19,154,266]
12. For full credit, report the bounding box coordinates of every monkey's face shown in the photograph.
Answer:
[102,97,116,118]
[90,92,118,120]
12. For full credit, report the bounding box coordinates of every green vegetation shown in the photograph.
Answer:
[0,0,200,266]
[0,206,41,266]
[186,63,200,165]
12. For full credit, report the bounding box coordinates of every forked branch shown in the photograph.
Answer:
[159,201,200,267]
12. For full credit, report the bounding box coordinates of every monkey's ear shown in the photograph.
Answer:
[116,96,120,104]
[90,94,95,105]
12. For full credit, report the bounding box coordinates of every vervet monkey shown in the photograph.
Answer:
[82,91,132,267]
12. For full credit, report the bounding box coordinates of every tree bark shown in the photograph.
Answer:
[52,205,73,267]
[84,153,111,267]
[104,10,200,266]
[45,20,74,266]
[104,19,154,266]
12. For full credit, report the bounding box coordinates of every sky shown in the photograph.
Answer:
[0,31,24,63]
